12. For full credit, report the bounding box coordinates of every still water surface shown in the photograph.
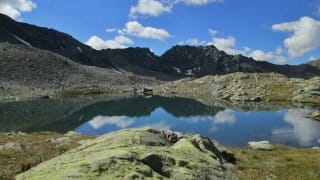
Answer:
[1,96,319,147]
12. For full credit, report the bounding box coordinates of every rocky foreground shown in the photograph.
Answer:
[16,128,235,179]
[1,129,318,180]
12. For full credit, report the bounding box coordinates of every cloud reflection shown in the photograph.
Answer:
[88,115,135,129]
[272,109,320,147]
[176,109,236,125]
[213,109,236,125]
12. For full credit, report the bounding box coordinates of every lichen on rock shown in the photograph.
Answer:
[16,128,236,180]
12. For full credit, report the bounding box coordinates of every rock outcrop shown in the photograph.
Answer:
[155,72,320,104]
[16,128,235,179]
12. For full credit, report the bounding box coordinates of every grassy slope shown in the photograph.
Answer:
[0,133,92,179]
[231,146,320,180]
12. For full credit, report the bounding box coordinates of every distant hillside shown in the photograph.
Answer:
[0,13,319,79]
[0,43,159,90]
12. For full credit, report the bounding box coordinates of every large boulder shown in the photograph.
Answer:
[16,128,235,180]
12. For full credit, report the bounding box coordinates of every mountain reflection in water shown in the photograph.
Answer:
[0,96,319,147]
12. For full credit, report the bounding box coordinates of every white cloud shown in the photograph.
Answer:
[243,47,251,53]
[178,116,213,123]
[211,36,236,54]
[178,38,207,46]
[88,115,135,129]
[129,0,223,18]
[272,16,320,58]
[207,29,244,55]
[0,0,36,19]
[178,0,223,5]
[86,35,134,50]
[309,56,317,61]
[122,21,171,40]
[275,47,283,55]
[106,28,117,33]
[130,0,171,18]
[248,49,288,64]
[275,56,288,64]
[208,29,218,36]
[249,50,274,61]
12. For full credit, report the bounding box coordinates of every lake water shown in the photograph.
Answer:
[1,96,320,147]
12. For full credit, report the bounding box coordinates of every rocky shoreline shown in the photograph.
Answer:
[154,72,320,104]
[2,71,320,103]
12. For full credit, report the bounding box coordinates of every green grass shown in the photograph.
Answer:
[264,84,295,101]
[231,145,320,180]
[0,132,92,180]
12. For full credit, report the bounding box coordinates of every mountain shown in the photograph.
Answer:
[0,13,319,79]
[0,42,159,91]
[160,45,320,78]
[0,13,175,80]
[0,13,105,66]
[99,48,174,80]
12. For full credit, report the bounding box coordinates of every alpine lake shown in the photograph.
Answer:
[1,95,320,148]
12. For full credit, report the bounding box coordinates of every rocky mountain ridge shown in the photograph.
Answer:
[1,13,320,80]
[160,45,320,78]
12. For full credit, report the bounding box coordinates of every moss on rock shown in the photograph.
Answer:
[16,128,235,180]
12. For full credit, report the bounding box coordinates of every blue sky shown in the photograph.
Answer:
[1,0,320,64]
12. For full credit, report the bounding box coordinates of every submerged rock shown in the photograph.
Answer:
[248,141,274,150]
[17,128,235,180]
